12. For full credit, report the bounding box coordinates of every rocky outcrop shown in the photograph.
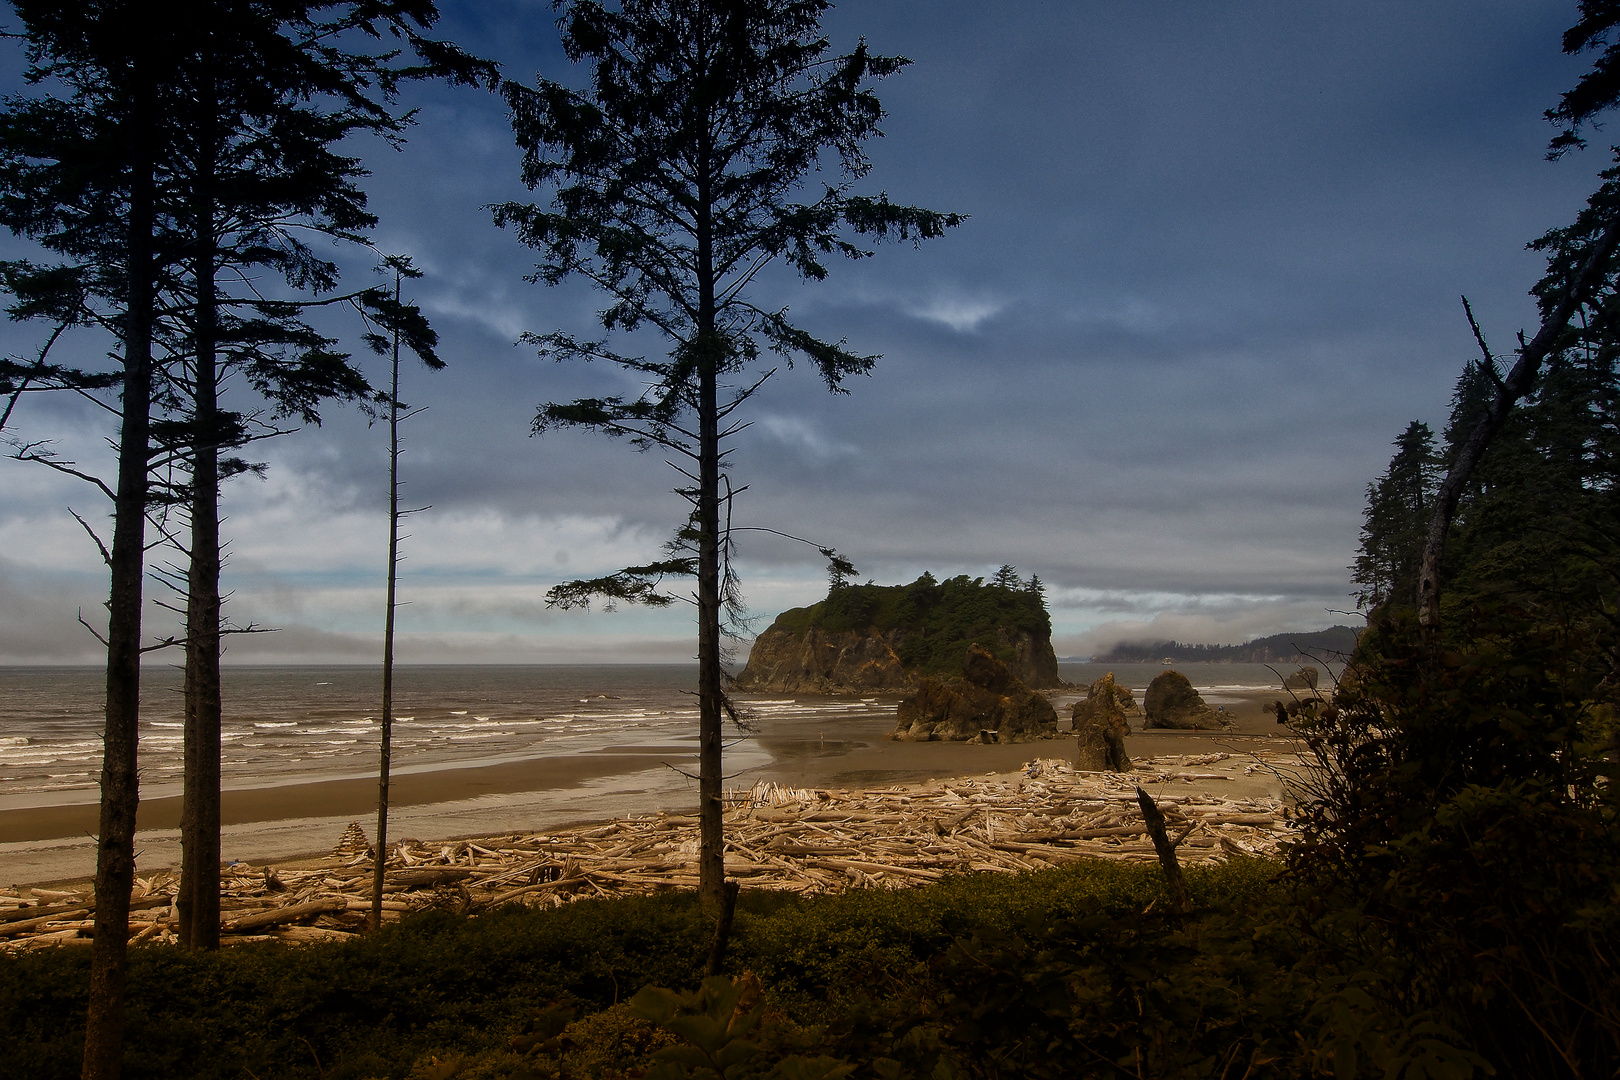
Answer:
[733,626,909,694]
[892,644,1059,743]
[1143,670,1231,730]
[739,623,1058,693]
[1282,665,1319,691]
[1070,672,1135,771]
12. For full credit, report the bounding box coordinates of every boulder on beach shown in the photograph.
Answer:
[1282,665,1319,691]
[892,643,1059,743]
[1071,672,1134,771]
[1143,670,1230,730]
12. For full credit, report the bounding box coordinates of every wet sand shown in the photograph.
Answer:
[0,749,697,845]
[1,685,1304,886]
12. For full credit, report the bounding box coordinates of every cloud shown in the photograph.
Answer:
[753,414,858,462]
[902,293,1007,332]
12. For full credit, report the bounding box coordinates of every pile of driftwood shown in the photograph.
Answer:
[0,755,1294,950]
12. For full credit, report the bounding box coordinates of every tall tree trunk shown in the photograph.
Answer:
[179,43,222,952]
[82,53,155,1080]
[1417,221,1620,628]
[695,153,725,914]
[371,273,402,932]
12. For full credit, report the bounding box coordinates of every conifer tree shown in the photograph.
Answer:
[0,5,175,1075]
[1352,421,1439,609]
[149,0,475,952]
[497,0,960,911]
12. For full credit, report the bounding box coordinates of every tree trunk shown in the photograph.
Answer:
[1418,222,1620,628]
[695,147,726,915]
[82,55,155,1080]
[371,274,402,932]
[1136,787,1188,915]
[179,82,221,949]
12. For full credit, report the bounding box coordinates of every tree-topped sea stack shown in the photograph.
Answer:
[736,572,1061,693]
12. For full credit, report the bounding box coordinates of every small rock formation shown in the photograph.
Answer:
[1143,670,1231,730]
[1282,665,1319,691]
[1071,672,1134,771]
[892,644,1059,743]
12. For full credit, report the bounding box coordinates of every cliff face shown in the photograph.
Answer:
[737,574,1061,693]
[734,625,910,694]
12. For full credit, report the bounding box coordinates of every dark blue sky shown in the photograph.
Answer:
[0,1,1606,662]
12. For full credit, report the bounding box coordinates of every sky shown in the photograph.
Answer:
[0,1,1607,665]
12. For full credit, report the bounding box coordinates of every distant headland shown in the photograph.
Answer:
[737,572,1061,693]
[1092,625,1359,664]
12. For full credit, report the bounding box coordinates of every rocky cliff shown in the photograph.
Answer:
[736,573,1061,693]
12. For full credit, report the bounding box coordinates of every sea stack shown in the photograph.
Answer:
[1143,670,1231,730]
[737,573,1061,693]
[892,643,1059,743]
[1071,672,1135,771]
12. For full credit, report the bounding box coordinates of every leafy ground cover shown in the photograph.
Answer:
[7,614,1617,1079]
[0,855,1481,1080]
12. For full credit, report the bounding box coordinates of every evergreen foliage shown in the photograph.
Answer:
[1293,610,1620,1076]
[1350,421,1441,608]
[496,0,959,909]
[0,859,1301,1080]
[767,572,1051,675]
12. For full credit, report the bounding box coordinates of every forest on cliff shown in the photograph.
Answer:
[760,570,1051,677]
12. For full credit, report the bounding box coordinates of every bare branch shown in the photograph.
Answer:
[68,509,113,567]
[76,609,109,648]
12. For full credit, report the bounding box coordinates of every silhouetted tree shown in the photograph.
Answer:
[1352,421,1439,609]
[368,258,442,931]
[0,2,478,1072]
[497,0,959,911]
[0,4,174,1075]
[148,0,476,953]
[992,563,1020,590]
[1417,4,1620,628]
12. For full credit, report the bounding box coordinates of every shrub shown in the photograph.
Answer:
[1290,609,1620,1076]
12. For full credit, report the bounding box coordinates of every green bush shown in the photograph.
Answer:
[0,860,1278,1080]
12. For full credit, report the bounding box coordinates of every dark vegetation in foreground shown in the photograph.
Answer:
[4,612,1617,1079]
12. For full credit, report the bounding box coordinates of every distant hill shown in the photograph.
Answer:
[1093,625,1359,664]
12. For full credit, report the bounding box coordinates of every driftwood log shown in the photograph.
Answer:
[0,753,1298,950]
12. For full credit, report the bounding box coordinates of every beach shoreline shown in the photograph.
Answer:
[0,685,1302,887]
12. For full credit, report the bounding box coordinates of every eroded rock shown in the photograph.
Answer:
[1144,670,1230,730]
[1283,665,1319,691]
[893,644,1059,743]
[1070,672,1135,771]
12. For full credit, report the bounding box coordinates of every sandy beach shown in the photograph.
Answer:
[0,683,1301,887]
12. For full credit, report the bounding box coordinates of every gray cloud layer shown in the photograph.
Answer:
[0,1,1601,662]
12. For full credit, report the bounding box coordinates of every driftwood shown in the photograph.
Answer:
[0,754,1298,949]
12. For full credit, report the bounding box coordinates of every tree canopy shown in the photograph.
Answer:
[497,0,958,911]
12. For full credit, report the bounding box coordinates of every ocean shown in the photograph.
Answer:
[0,661,1315,808]
[0,661,1317,884]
